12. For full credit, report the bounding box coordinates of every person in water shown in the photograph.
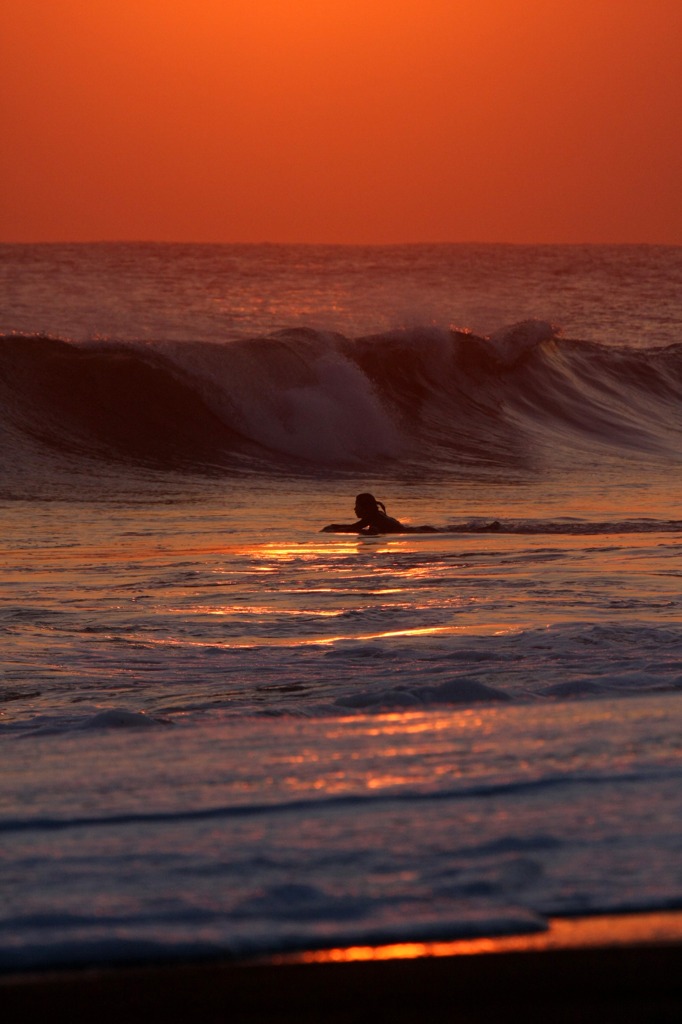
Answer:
[321,493,502,535]
[321,493,437,535]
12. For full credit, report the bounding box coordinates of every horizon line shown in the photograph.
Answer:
[2,239,680,248]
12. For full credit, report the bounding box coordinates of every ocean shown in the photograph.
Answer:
[0,243,681,971]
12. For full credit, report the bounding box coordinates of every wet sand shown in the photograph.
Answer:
[2,912,681,1024]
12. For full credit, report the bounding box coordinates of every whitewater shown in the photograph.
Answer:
[0,243,681,971]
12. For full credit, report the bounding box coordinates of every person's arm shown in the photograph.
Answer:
[321,520,365,533]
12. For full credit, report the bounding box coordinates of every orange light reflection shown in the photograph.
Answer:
[122,624,483,651]
[274,912,682,965]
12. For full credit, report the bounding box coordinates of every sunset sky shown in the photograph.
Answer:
[2,0,681,244]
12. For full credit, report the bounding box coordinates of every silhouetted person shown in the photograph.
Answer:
[321,493,437,535]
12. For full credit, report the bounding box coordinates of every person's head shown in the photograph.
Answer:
[354,492,386,518]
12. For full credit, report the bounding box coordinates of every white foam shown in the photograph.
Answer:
[163,335,405,464]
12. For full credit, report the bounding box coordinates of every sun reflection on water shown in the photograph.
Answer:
[273,912,682,964]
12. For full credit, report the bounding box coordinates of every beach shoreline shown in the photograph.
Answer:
[3,911,681,1023]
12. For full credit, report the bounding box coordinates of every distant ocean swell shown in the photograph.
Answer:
[1,322,681,478]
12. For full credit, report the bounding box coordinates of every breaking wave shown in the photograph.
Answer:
[1,322,681,483]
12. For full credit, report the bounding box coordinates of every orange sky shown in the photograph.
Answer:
[2,0,681,243]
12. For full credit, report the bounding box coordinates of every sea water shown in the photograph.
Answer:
[0,244,681,970]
